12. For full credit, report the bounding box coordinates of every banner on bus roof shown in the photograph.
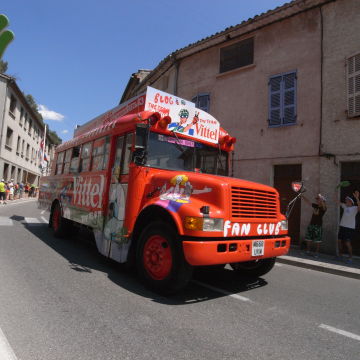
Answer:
[144,87,220,144]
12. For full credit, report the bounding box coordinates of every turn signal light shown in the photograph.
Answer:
[158,116,171,129]
[184,216,203,231]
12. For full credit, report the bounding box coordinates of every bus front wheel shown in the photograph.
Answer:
[230,258,276,277]
[136,222,192,294]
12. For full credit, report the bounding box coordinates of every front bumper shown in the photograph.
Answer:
[182,236,290,266]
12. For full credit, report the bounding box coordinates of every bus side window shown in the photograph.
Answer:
[112,136,124,183]
[91,136,110,171]
[63,149,72,174]
[121,133,134,175]
[56,151,64,175]
[103,137,110,170]
[80,142,92,173]
[70,146,81,174]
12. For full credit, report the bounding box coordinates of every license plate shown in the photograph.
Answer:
[252,240,265,257]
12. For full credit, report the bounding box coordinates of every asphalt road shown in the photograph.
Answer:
[0,201,359,360]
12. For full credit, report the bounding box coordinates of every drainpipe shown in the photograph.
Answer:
[319,6,324,158]
[173,59,180,96]
[0,82,9,177]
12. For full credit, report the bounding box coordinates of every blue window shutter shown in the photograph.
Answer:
[269,75,282,126]
[268,71,297,126]
[192,93,210,112]
[283,72,296,124]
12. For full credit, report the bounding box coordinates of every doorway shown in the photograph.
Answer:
[273,164,302,246]
[340,162,360,256]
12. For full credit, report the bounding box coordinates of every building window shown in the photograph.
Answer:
[5,127,13,149]
[220,37,254,73]
[192,93,210,112]
[20,107,24,126]
[26,144,30,160]
[9,94,17,114]
[16,136,21,154]
[268,71,297,127]
[347,53,360,117]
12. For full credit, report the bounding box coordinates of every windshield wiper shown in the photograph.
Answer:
[216,145,225,175]
[171,130,188,155]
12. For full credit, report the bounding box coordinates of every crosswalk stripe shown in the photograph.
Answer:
[23,217,42,224]
[0,216,48,226]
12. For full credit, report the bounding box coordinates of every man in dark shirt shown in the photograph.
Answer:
[303,194,327,258]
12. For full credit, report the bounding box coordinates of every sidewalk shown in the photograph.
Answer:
[0,196,38,205]
[278,248,360,280]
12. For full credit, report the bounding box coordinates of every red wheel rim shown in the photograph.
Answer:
[143,235,172,280]
[53,206,60,231]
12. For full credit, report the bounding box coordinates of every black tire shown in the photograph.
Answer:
[230,258,276,277]
[50,202,71,238]
[136,221,193,295]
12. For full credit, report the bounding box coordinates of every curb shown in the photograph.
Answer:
[277,255,360,280]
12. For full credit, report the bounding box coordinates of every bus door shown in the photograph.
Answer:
[104,133,134,263]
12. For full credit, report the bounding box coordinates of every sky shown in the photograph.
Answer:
[1,0,287,142]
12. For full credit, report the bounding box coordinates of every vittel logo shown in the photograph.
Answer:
[73,175,105,209]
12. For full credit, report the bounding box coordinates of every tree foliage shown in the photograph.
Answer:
[0,59,8,73]
[48,129,62,145]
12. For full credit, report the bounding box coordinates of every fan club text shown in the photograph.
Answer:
[224,220,282,237]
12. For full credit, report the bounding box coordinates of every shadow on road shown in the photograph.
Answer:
[17,218,268,305]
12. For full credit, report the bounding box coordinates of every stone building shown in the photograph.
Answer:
[120,0,360,255]
[0,73,56,185]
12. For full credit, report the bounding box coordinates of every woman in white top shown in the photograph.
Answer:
[336,190,360,264]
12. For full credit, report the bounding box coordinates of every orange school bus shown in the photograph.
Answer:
[39,87,290,293]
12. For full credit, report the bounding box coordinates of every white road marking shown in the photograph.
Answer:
[319,324,360,341]
[40,210,46,215]
[192,280,252,302]
[24,217,42,224]
[0,327,18,360]
[41,216,48,223]
[0,217,13,226]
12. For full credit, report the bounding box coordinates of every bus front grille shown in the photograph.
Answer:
[231,187,278,219]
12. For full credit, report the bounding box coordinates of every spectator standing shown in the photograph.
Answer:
[24,183,29,197]
[0,179,6,205]
[303,194,327,258]
[8,179,14,200]
[19,182,24,198]
[336,190,360,264]
[5,182,10,202]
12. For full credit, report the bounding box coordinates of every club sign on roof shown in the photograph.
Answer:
[144,87,220,144]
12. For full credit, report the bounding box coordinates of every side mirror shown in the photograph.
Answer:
[291,181,304,193]
[134,123,149,165]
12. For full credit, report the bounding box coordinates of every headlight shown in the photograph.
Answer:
[280,220,288,231]
[184,217,224,232]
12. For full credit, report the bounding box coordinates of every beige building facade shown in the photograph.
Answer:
[120,0,360,255]
[0,74,56,185]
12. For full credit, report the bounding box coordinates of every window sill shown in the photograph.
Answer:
[8,111,15,119]
[5,145,12,151]
[216,63,256,79]
[347,113,360,119]
[268,122,297,128]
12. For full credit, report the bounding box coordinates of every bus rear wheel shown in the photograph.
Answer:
[230,258,276,277]
[51,202,70,238]
[136,222,192,294]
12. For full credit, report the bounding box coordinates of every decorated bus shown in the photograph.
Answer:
[39,87,290,293]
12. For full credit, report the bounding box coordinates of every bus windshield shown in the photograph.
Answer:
[145,132,228,176]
